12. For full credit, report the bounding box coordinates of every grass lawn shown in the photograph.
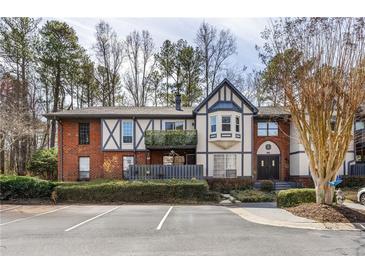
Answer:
[230,189,276,203]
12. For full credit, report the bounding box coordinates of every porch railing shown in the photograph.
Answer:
[126,164,203,180]
[349,163,365,176]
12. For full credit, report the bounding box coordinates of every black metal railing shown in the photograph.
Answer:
[349,163,365,176]
[126,164,203,180]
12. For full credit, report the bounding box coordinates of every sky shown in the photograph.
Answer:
[47,17,270,71]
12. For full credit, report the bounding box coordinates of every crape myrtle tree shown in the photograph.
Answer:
[258,18,365,204]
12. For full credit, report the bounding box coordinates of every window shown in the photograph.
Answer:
[210,116,217,133]
[235,116,240,132]
[257,121,278,136]
[355,120,365,131]
[213,154,237,178]
[123,156,134,172]
[79,157,90,180]
[268,122,278,136]
[165,121,184,130]
[123,121,133,143]
[222,116,231,132]
[79,123,90,145]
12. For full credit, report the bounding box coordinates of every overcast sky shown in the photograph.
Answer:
[47,17,270,71]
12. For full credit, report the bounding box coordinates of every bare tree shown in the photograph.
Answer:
[93,21,124,106]
[195,21,237,96]
[124,30,156,106]
[261,17,365,204]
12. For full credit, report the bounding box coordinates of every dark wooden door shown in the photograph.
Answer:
[257,155,280,180]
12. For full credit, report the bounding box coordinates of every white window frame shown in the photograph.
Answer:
[123,156,134,172]
[213,154,237,178]
[210,116,217,133]
[221,116,231,132]
[164,121,184,130]
[235,116,240,133]
[257,121,278,136]
[79,157,90,180]
[122,120,133,143]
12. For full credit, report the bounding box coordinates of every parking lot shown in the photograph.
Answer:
[1,204,365,255]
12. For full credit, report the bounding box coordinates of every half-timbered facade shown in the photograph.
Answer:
[46,79,360,184]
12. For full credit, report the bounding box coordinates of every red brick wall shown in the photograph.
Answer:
[58,119,147,181]
[253,119,290,181]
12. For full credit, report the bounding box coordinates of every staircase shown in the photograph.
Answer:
[254,181,303,191]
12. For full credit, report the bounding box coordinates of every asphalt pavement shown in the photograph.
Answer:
[0,204,364,255]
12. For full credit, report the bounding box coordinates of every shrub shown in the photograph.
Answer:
[202,191,221,202]
[27,148,58,180]
[230,189,275,202]
[341,176,365,188]
[277,188,316,208]
[207,178,253,193]
[55,179,209,203]
[0,175,57,200]
[260,180,274,192]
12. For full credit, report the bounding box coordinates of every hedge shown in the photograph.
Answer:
[54,179,210,203]
[0,175,57,200]
[207,178,253,193]
[277,188,316,208]
[340,176,365,188]
[260,180,274,192]
[230,189,275,203]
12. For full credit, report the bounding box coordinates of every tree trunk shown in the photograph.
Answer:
[50,68,61,148]
[0,134,5,174]
[315,180,334,205]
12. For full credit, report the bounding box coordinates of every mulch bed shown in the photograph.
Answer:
[286,203,365,223]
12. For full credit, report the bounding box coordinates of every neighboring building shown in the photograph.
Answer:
[46,79,360,184]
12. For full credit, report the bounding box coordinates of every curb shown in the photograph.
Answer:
[228,207,365,231]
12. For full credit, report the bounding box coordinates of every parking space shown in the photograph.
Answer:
[1,204,365,255]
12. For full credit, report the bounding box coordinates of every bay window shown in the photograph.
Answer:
[210,116,217,133]
[222,116,231,132]
[235,116,240,132]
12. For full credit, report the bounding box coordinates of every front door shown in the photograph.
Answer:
[257,155,280,180]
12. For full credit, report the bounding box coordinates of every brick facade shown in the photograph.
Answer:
[253,119,290,181]
[58,119,147,181]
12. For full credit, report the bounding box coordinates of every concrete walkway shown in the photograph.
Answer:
[228,202,365,231]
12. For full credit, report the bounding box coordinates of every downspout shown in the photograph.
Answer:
[58,119,64,181]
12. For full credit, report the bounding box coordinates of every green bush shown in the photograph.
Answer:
[260,180,274,192]
[230,189,275,202]
[27,148,58,180]
[55,179,209,203]
[277,188,316,207]
[207,178,253,193]
[341,176,365,188]
[0,175,57,200]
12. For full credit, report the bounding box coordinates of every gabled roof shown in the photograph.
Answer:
[193,78,258,114]
[44,106,194,119]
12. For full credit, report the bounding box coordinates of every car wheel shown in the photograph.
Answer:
[361,194,365,205]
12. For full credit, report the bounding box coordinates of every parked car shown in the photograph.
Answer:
[358,188,365,205]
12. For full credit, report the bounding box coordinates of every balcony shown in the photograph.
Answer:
[145,130,197,149]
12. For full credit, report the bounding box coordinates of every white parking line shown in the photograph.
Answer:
[0,206,71,226]
[0,205,22,212]
[65,206,121,232]
[156,206,173,230]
